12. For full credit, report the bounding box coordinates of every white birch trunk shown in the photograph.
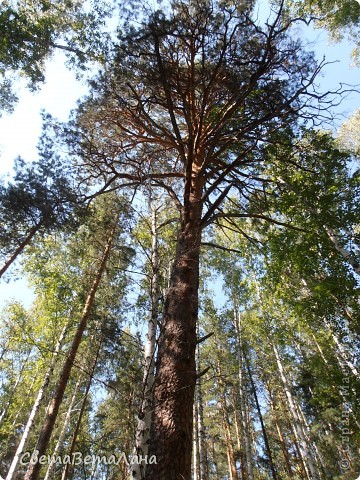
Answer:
[323,226,360,275]
[326,323,359,380]
[193,399,199,480]
[10,366,39,429]
[5,323,68,480]
[273,344,320,480]
[295,399,326,473]
[0,348,32,427]
[132,202,160,480]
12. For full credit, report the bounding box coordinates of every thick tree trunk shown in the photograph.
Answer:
[24,225,116,480]
[0,221,43,279]
[5,323,67,480]
[145,175,202,480]
[132,202,160,480]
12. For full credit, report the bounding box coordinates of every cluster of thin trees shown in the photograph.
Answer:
[0,0,359,479]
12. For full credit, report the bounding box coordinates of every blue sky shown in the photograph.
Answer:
[0,53,89,307]
[0,20,359,309]
[0,52,88,176]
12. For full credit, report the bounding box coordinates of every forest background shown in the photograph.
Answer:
[0,1,359,480]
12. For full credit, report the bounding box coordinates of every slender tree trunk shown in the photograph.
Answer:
[234,309,253,480]
[323,320,359,379]
[24,224,116,480]
[132,202,160,480]
[60,339,102,480]
[10,368,39,429]
[243,349,278,480]
[5,323,68,480]
[267,388,295,479]
[217,363,239,480]
[273,344,320,480]
[295,399,326,475]
[0,221,43,279]
[230,390,246,480]
[211,438,220,480]
[196,331,207,480]
[0,348,32,428]
[196,379,207,480]
[267,375,308,479]
[0,338,12,362]
[311,333,328,365]
[231,390,242,454]
[43,378,82,480]
[145,174,203,480]
[193,396,199,480]
[323,226,360,275]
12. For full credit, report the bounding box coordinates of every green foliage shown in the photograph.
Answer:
[0,1,359,477]
[337,108,360,154]
[285,0,360,61]
[0,153,86,279]
[0,0,113,113]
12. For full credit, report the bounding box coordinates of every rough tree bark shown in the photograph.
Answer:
[193,391,200,480]
[145,171,203,480]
